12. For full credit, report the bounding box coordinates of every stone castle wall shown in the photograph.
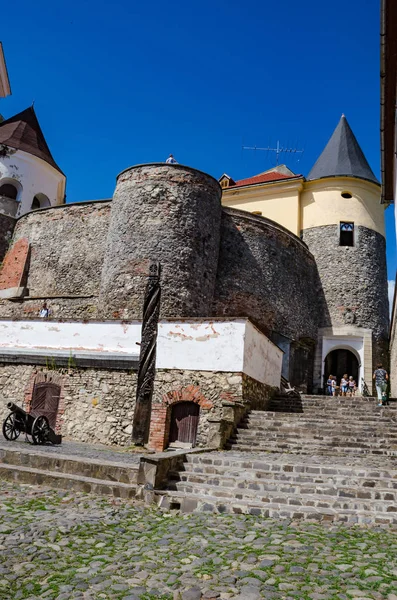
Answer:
[213,208,321,341]
[0,202,110,320]
[302,225,390,368]
[99,164,222,320]
[0,173,322,357]
[0,364,273,448]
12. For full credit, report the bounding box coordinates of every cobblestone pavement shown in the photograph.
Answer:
[0,435,146,465]
[0,482,397,600]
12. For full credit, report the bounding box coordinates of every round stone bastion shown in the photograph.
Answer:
[99,163,222,319]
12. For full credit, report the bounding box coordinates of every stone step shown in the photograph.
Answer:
[246,412,397,422]
[169,470,397,499]
[179,464,397,490]
[157,490,397,525]
[169,480,397,513]
[0,462,138,498]
[230,434,397,448]
[234,430,397,441]
[265,406,397,414]
[264,399,397,406]
[242,418,397,428]
[0,445,139,484]
[185,453,397,479]
[248,408,397,417]
[227,442,397,456]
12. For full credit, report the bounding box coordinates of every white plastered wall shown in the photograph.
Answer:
[0,149,65,216]
[0,318,283,387]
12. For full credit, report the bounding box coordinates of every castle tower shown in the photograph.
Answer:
[99,163,222,319]
[301,115,389,392]
[0,107,65,217]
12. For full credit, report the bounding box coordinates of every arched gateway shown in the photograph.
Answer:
[324,348,360,391]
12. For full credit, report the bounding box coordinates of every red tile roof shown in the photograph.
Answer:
[230,171,302,189]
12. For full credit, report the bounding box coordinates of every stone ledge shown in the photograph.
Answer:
[0,286,26,299]
[137,447,216,492]
[0,348,139,370]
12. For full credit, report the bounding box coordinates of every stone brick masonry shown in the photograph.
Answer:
[0,364,274,449]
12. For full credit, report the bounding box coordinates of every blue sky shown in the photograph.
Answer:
[1,0,396,282]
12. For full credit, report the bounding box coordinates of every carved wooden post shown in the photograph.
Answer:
[132,262,161,445]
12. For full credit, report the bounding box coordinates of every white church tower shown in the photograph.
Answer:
[0,107,65,217]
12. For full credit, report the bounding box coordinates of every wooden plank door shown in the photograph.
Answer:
[169,402,199,446]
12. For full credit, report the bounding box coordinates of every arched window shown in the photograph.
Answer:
[31,193,51,210]
[0,183,18,200]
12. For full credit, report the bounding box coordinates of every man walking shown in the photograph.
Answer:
[373,364,389,406]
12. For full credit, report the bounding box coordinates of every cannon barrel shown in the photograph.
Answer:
[7,402,27,416]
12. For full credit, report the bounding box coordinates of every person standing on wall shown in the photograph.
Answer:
[373,364,389,406]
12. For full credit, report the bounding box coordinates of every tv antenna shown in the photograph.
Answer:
[242,141,304,166]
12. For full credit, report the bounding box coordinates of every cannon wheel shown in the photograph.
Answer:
[2,412,21,441]
[31,415,50,445]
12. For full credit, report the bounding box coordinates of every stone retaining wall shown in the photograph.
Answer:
[0,364,273,449]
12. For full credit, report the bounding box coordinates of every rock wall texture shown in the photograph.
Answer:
[149,369,275,451]
[0,202,110,320]
[0,213,15,263]
[99,164,222,319]
[302,225,390,367]
[0,364,273,448]
[213,208,321,342]
[390,310,397,397]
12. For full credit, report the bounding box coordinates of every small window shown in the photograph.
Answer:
[31,193,50,210]
[341,191,352,199]
[252,211,262,216]
[220,179,229,189]
[0,183,18,200]
[340,222,354,247]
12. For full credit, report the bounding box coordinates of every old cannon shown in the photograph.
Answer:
[2,402,62,445]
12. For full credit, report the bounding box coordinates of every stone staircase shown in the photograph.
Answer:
[0,438,140,498]
[161,395,397,524]
[229,395,397,456]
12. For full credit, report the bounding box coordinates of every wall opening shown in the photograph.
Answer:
[340,222,354,247]
[0,182,18,200]
[169,401,199,447]
[31,193,51,210]
[324,349,359,390]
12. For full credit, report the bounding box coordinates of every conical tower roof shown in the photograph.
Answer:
[0,106,64,175]
[307,115,379,185]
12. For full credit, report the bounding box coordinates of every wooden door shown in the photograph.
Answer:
[31,382,61,429]
[169,402,199,446]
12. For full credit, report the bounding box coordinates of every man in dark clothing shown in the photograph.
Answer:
[373,364,389,406]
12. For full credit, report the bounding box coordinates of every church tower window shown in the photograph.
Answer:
[0,182,18,199]
[340,222,354,247]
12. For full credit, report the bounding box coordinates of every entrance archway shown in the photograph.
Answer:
[169,401,199,447]
[324,348,359,390]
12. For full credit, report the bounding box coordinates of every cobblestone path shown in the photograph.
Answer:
[0,482,397,600]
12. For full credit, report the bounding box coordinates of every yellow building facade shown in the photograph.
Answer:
[221,169,385,238]
[221,115,389,395]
